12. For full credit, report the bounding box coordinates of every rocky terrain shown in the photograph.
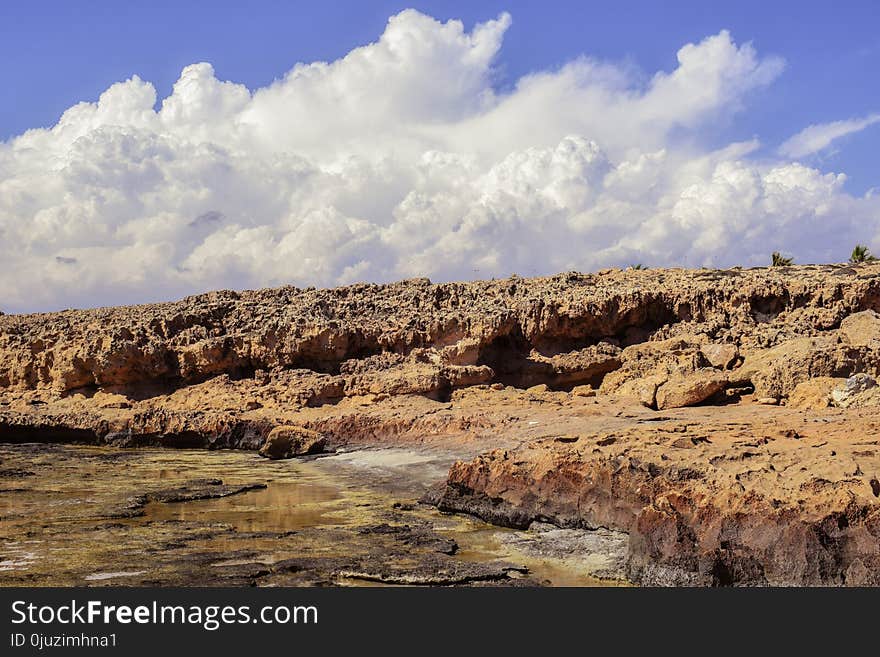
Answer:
[4,264,880,585]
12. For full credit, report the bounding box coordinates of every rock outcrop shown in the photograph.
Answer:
[434,408,880,585]
[787,376,844,410]
[3,263,880,402]
[5,264,880,585]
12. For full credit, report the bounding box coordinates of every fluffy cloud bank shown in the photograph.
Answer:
[1,9,878,312]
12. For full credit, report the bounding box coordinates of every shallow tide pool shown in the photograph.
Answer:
[0,443,629,586]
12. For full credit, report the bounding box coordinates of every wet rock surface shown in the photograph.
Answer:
[0,444,623,586]
[118,480,269,518]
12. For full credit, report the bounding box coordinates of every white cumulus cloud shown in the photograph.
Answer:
[0,9,878,313]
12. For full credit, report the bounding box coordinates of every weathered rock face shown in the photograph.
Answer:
[655,370,727,410]
[3,263,880,400]
[699,342,739,369]
[839,310,880,347]
[744,337,877,400]
[436,411,880,586]
[600,335,710,396]
[831,374,880,408]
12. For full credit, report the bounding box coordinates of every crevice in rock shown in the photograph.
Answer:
[476,328,622,391]
[0,422,102,444]
[476,328,532,387]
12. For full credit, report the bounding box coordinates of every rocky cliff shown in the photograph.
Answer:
[4,263,880,585]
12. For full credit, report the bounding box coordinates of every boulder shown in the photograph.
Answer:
[571,385,596,397]
[831,374,878,409]
[614,373,667,408]
[601,335,707,394]
[93,391,133,409]
[444,365,494,388]
[439,338,482,366]
[839,310,880,347]
[258,426,326,460]
[345,364,444,398]
[737,337,870,399]
[655,370,727,410]
[534,344,622,388]
[788,377,845,410]
[700,343,738,370]
[838,386,880,408]
[512,343,621,389]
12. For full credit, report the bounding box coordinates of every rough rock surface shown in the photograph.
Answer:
[3,263,880,401]
[655,370,727,410]
[258,426,326,460]
[434,404,880,585]
[831,374,880,409]
[5,264,880,585]
[788,377,844,410]
[840,310,880,347]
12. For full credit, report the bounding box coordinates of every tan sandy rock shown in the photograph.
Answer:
[699,343,739,369]
[738,336,875,399]
[601,335,707,395]
[613,372,668,408]
[840,310,880,347]
[258,425,326,460]
[5,265,880,585]
[436,401,880,585]
[831,374,879,408]
[788,377,846,409]
[839,387,880,408]
[655,369,727,410]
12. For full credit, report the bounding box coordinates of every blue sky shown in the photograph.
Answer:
[1,2,879,311]
[3,0,878,192]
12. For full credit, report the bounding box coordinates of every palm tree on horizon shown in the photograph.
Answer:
[850,244,877,264]
[771,252,793,267]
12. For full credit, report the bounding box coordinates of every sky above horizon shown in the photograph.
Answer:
[1,1,879,313]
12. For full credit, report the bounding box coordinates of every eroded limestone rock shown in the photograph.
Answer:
[258,426,326,460]
[832,374,879,408]
[788,377,845,410]
[655,370,727,410]
[840,310,880,347]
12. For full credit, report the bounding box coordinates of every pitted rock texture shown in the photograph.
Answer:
[435,404,880,586]
[258,426,326,460]
[3,263,880,400]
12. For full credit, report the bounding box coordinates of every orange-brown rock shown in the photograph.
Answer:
[788,377,844,410]
[3,263,880,399]
[743,337,876,400]
[840,310,880,347]
[655,370,727,410]
[258,425,326,459]
[435,403,880,585]
[4,264,880,585]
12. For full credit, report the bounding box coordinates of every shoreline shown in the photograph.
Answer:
[3,265,880,585]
